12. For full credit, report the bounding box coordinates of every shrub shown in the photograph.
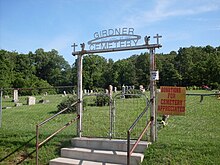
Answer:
[95,94,109,106]
[57,96,77,113]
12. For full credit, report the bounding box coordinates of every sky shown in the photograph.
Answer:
[0,0,220,65]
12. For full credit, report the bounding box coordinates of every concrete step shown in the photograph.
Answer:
[60,147,144,165]
[50,157,124,165]
[71,137,150,153]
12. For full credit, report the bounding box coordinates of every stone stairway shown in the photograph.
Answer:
[50,137,150,165]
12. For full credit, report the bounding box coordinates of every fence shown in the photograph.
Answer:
[0,86,78,164]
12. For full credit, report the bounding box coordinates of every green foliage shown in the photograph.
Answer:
[95,94,109,106]
[1,45,220,90]
[57,96,78,113]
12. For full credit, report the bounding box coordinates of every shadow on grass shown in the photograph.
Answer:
[0,136,36,164]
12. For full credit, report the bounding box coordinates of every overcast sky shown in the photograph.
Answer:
[0,0,220,64]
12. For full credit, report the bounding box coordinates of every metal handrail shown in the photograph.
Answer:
[127,100,151,165]
[36,101,79,165]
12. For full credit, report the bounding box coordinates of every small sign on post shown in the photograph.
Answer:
[150,70,159,80]
[157,86,186,115]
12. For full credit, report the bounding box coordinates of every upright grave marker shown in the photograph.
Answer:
[13,89,19,103]
[158,86,186,115]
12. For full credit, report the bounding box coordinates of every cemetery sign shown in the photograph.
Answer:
[87,28,141,51]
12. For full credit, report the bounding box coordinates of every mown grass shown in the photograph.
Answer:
[142,91,220,165]
[0,94,77,165]
[0,90,219,165]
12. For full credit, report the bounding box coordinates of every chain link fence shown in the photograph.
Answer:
[0,86,78,164]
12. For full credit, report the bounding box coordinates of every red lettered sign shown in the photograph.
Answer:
[157,86,186,115]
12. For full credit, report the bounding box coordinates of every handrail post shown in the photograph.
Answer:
[127,130,130,165]
[36,125,39,165]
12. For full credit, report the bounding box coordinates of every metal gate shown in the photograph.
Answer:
[82,93,110,138]
[81,92,149,139]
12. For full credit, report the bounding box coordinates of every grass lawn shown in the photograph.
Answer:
[0,94,78,165]
[0,90,219,164]
[142,91,220,165]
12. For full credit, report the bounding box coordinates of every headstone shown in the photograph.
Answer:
[27,96,36,105]
[44,92,48,96]
[4,95,10,99]
[126,86,129,92]
[84,89,87,94]
[90,90,93,94]
[122,85,125,99]
[63,91,67,96]
[105,89,109,94]
[13,90,19,103]
[109,85,113,96]
[114,87,117,93]
[139,85,145,93]
[15,103,23,107]
[122,85,125,94]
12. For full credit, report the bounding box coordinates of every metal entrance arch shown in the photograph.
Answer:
[72,30,162,142]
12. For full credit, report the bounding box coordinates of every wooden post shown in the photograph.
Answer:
[150,48,156,142]
[77,54,83,137]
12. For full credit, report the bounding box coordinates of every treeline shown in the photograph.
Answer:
[0,45,220,90]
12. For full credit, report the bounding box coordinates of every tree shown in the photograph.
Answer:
[33,49,72,86]
[82,54,107,89]
[0,50,16,88]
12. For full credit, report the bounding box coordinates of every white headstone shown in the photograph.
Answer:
[63,91,67,96]
[27,96,36,105]
[109,85,113,96]
[114,87,117,92]
[13,90,19,103]
[122,85,125,94]
[84,89,87,94]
